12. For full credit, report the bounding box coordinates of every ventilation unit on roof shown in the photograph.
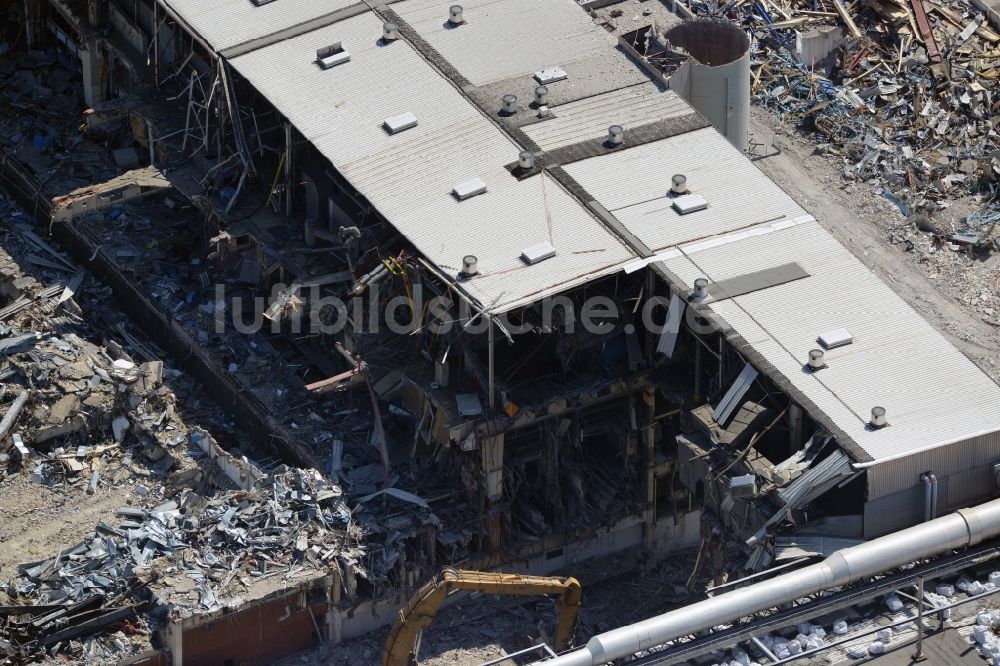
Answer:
[518,151,535,170]
[692,277,709,300]
[453,177,487,200]
[501,94,518,115]
[449,4,465,24]
[672,193,708,214]
[250,0,278,6]
[383,21,399,41]
[818,328,853,349]
[537,106,552,119]
[316,42,350,69]
[462,255,479,276]
[384,112,418,134]
[870,406,888,428]
[607,125,624,146]
[534,85,549,106]
[521,241,556,265]
[807,349,826,370]
[671,174,689,195]
[534,67,567,85]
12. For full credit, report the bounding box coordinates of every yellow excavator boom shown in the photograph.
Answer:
[383,567,582,666]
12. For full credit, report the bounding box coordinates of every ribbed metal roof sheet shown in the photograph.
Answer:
[230,11,635,313]
[158,0,360,52]
[391,0,617,86]
[562,126,808,252]
[658,219,1000,464]
[521,84,692,151]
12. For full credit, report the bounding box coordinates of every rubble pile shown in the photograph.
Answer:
[686,0,1000,236]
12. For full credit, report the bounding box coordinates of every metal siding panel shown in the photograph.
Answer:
[867,431,1000,499]
[160,0,360,52]
[522,85,692,151]
[658,222,1000,467]
[864,487,925,538]
[230,12,636,313]
[713,363,757,425]
[392,0,614,86]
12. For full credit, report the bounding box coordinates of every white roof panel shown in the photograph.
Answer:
[563,126,808,252]
[160,0,360,52]
[392,0,616,86]
[521,84,693,151]
[659,219,1000,464]
[230,11,635,313]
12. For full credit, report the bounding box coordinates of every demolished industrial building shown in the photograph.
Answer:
[1,0,1000,664]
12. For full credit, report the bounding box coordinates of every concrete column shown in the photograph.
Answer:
[80,39,104,108]
[481,432,504,550]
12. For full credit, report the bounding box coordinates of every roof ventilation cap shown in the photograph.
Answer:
[870,406,888,429]
[807,348,825,370]
[316,42,350,69]
[462,255,479,276]
[384,111,418,134]
[501,94,518,115]
[672,193,708,214]
[607,125,624,146]
[518,151,535,170]
[453,177,487,200]
[692,278,709,300]
[534,67,567,85]
[534,85,549,106]
[521,241,556,265]
[449,4,464,24]
[671,174,688,195]
[383,21,399,41]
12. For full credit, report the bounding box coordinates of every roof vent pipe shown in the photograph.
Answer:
[383,21,399,41]
[462,255,479,276]
[518,151,535,170]
[607,124,624,146]
[692,278,709,300]
[671,174,688,195]
[534,85,549,106]
[807,349,825,370]
[870,406,887,428]
[449,4,464,24]
[501,94,517,114]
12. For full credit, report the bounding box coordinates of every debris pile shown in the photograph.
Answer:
[683,0,1000,223]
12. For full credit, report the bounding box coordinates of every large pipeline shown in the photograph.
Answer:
[541,497,1000,666]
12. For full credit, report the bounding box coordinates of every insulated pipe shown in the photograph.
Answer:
[930,472,939,520]
[540,497,1000,666]
[922,473,933,522]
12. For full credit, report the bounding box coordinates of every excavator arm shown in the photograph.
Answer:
[383,567,582,666]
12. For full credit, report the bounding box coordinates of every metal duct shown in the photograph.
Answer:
[539,496,1000,666]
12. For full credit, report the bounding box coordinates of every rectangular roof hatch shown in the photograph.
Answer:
[672,193,708,215]
[384,112,418,134]
[534,67,568,85]
[521,241,556,265]
[453,177,487,200]
[316,42,350,69]
[818,328,853,349]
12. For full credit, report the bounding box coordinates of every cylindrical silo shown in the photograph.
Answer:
[665,18,750,151]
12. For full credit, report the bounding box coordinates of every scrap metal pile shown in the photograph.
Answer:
[686,0,1000,240]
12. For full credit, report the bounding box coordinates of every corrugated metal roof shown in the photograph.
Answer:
[230,11,635,313]
[658,219,1000,464]
[158,0,360,52]
[562,126,808,252]
[391,0,617,86]
[521,84,693,151]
